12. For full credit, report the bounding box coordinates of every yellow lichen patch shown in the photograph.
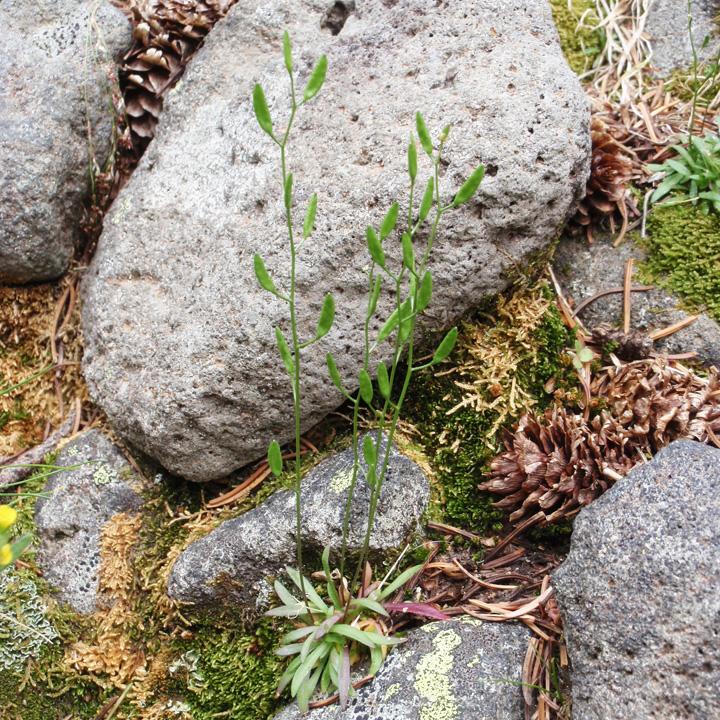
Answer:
[442,283,565,440]
[383,682,401,702]
[65,512,147,688]
[0,276,86,456]
[329,466,353,493]
[414,628,462,720]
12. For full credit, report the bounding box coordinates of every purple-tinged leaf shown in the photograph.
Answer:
[339,646,351,709]
[384,602,449,621]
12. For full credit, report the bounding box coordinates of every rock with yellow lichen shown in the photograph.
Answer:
[274,618,528,720]
[34,429,144,613]
[167,433,429,613]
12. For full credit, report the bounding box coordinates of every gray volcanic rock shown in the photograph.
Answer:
[554,441,720,720]
[82,0,591,481]
[553,235,720,366]
[35,430,143,614]
[167,435,429,612]
[0,0,131,285]
[274,619,528,720]
[646,0,720,73]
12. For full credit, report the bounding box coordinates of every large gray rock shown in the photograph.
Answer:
[646,0,720,73]
[274,618,528,720]
[0,0,131,285]
[82,0,591,481]
[554,441,720,720]
[35,430,143,614]
[167,435,429,611]
[553,235,720,366]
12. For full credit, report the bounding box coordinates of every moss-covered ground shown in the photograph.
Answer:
[549,0,604,75]
[639,204,720,321]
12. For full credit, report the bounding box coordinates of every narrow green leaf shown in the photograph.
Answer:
[362,434,376,466]
[432,327,458,364]
[326,353,345,393]
[275,327,294,375]
[380,202,400,240]
[277,656,303,695]
[359,369,373,404]
[416,112,433,156]
[268,441,284,477]
[254,254,280,297]
[378,563,424,599]
[303,55,328,102]
[316,293,335,340]
[284,173,293,211]
[408,136,418,182]
[369,644,384,675]
[276,642,305,657]
[265,603,307,618]
[252,84,274,138]
[328,624,381,648]
[452,164,485,207]
[376,308,399,344]
[417,271,432,311]
[401,232,414,271]
[651,174,683,203]
[366,226,386,267]
[282,626,317,644]
[418,177,434,222]
[290,643,330,697]
[282,31,293,74]
[366,464,376,489]
[286,567,329,612]
[350,597,389,617]
[376,363,390,399]
[367,275,382,318]
[297,664,324,712]
[303,193,318,239]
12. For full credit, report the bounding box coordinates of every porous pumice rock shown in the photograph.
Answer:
[553,235,720,366]
[274,618,528,720]
[167,434,429,612]
[0,0,131,285]
[35,430,143,614]
[646,0,720,74]
[82,0,591,482]
[554,440,720,720]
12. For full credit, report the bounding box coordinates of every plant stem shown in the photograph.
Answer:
[278,77,307,603]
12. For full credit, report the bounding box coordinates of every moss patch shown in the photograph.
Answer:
[404,282,576,533]
[549,0,604,75]
[639,204,720,321]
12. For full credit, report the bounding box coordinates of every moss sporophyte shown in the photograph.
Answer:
[251,32,484,709]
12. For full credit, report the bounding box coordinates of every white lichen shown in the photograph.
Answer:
[92,463,118,485]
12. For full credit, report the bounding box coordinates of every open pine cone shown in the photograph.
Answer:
[573,117,635,241]
[482,361,720,526]
[480,407,633,526]
[117,0,234,152]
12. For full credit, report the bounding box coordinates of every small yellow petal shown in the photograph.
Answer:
[0,505,17,532]
[0,544,13,567]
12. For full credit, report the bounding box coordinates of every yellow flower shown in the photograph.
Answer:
[0,505,17,532]
[0,544,12,567]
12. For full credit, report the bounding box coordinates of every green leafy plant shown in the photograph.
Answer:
[268,549,444,711]
[252,32,483,708]
[648,132,720,214]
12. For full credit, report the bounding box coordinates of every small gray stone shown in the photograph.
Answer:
[553,235,720,366]
[0,0,131,284]
[554,440,720,720]
[274,618,528,720]
[35,430,143,614]
[167,435,429,611]
[81,0,590,482]
[646,0,720,74]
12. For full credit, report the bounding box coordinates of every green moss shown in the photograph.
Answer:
[404,291,575,533]
[549,0,604,75]
[181,620,285,720]
[639,204,720,321]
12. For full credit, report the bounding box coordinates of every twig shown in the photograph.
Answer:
[623,258,634,334]
[571,285,652,317]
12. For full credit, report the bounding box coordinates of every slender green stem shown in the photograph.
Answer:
[277,75,308,605]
